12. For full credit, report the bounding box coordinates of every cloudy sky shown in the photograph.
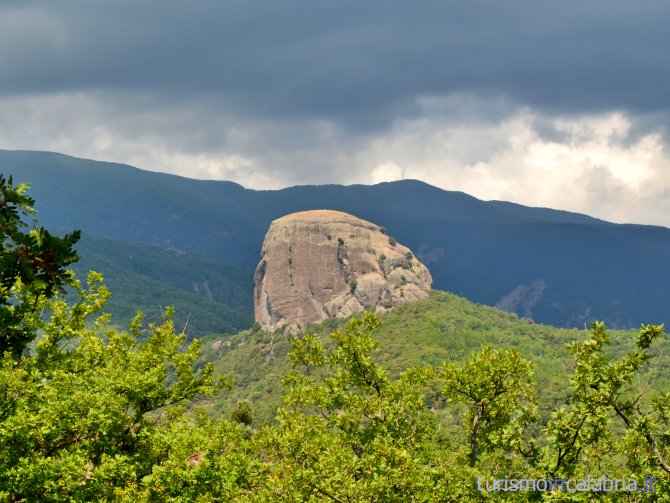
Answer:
[2,1,670,226]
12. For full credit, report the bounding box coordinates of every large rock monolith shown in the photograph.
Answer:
[254,209,432,333]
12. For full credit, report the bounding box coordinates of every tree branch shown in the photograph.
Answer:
[613,403,670,475]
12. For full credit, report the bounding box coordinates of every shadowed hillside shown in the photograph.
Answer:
[72,234,253,336]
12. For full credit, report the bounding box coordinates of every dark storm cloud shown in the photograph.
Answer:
[2,0,669,128]
[2,0,670,228]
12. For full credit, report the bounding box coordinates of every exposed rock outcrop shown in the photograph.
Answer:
[254,210,432,333]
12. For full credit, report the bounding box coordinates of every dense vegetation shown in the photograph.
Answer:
[3,149,670,329]
[2,286,670,500]
[205,291,670,427]
[0,175,80,358]
[2,177,670,501]
[72,234,252,336]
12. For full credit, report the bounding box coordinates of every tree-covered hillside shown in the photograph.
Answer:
[72,233,253,336]
[204,290,670,425]
[3,149,669,329]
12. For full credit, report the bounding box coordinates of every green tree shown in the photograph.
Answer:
[261,313,450,501]
[117,410,266,502]
[0,272,229,501]
[441,345,537,466]
[231,399,255,426]
[544,322,670,485]
[0,175,80,358]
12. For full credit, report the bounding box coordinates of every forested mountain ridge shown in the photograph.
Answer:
[72,233,253,336]
[2,149,669,329]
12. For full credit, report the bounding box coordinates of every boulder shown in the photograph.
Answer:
[253,210,432,333]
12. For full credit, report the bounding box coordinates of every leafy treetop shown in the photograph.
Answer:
[0,175,80,358]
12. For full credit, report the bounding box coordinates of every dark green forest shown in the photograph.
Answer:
[72,234,252,336]
[2,176,670,501]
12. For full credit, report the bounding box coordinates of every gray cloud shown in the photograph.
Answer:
[1,1,670,227]
[2,1,669,123]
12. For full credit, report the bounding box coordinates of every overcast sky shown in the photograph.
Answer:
[2,1,670,226]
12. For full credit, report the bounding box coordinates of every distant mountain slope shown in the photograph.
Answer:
[73,234,253,336]
[2,149,669,329]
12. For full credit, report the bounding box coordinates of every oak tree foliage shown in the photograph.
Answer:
[0,175,80,358]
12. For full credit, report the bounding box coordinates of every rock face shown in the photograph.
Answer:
[254,210,432,333]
